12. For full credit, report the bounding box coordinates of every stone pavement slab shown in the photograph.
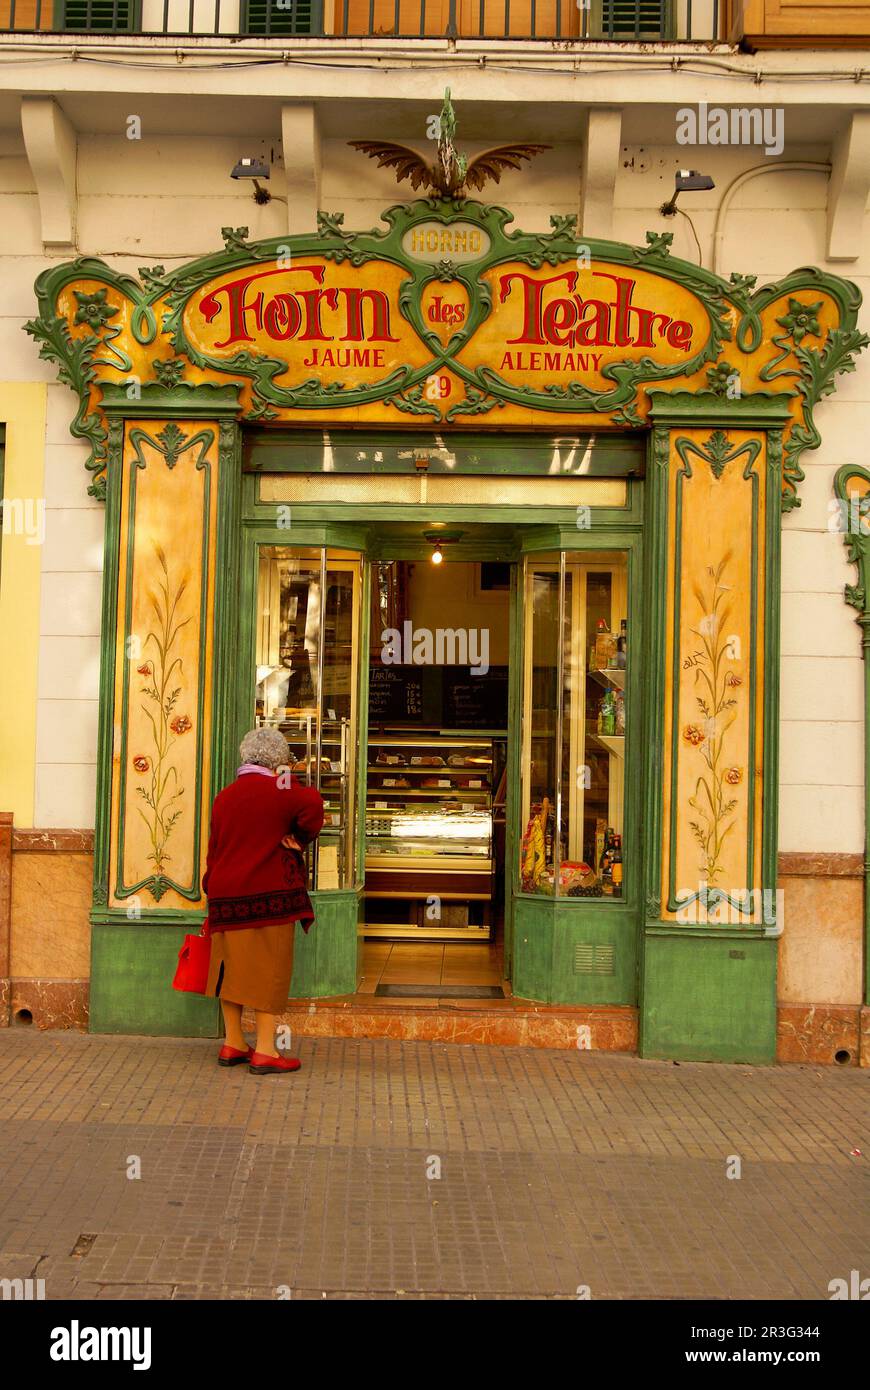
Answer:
[0,1032,866,1300]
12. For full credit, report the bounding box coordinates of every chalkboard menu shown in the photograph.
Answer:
[443,668,509,728]
[368,666,428,722]
[368,665,508,729]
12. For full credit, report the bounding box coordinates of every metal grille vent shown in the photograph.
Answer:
[573,943,615,975]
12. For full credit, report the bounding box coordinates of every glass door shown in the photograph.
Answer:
[253,545,365,892]
[520,552,629,900]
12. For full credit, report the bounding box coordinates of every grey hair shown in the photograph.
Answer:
[239,727,289,771]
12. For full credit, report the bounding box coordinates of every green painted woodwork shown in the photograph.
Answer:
[641,425,671,928]
[288,891,361,998]
[833,463,870,1006]
[640,932,777,1063]
[212,422,244,799]
[645,389,793,428]
[638,411,785,1061]
[245,456,644,538]
[89,921,219,1037]
[513,897,637,1006]
[25,202,867,507]
[245,430,644,476]
[233,520,369,997]
[510,524,644,1005]
[503,560,523,978]
[100,383,242,419]
[90,416,123,910]
[512,896,557,1002]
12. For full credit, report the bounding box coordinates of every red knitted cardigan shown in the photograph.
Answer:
[202,770,325,932]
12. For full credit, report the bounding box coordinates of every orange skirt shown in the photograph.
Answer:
[205,922,295,1013]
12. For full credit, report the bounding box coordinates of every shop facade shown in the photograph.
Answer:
[18,191,866,1062]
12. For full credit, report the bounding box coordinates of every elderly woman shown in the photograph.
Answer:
[203,728,324,1076]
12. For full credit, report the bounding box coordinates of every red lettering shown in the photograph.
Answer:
[542,298,577,347]
[262,293,302,341]
[501,269,578,345]
[297,287,338,341]
[199,265,326,348]
[667,319,693,351]
[573,299,611,347]
[339,288,399,343]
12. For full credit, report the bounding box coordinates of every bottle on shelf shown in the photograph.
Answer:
[598,690,616,736]
[615,690,625,736]
[616,618,627,669]
[600,827,614,894]
[611,834,623,897]
[593,618,616,670]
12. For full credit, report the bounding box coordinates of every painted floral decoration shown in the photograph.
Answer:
[777,298,822,344]
[132,756,150,774]
[137,663,152,676]
[134,544,193,885]
[682,724,705,746]
[73,288,118,332]
[686,554,742,886]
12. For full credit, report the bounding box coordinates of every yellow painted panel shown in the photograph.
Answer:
[108,421,219,911]
[0,382,47,825]
[661,427,767,921]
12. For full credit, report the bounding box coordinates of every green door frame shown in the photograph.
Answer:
[236,468,644,1000]
[510,524,644,1005]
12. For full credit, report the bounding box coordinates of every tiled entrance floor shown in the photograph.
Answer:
[358,941,505,992]
[272,939,636,1051]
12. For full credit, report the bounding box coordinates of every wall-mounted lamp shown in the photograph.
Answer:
[660,168,715,218]
[231,157,272,205]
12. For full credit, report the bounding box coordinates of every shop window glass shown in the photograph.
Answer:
[521,552,628,899]
[254,545,363,891]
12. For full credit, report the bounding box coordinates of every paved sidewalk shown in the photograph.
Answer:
[0,1031,866,1300]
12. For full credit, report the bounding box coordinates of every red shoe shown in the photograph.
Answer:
[218,1043,253,1067]
[249,1051,302,1075]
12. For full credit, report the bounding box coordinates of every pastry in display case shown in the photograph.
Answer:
[364,732,502,940]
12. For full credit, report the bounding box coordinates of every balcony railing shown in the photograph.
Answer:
[0,0,723,41]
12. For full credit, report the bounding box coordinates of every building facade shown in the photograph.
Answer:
[1,3,869,1064]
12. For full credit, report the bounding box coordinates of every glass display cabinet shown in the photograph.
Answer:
[364,733,500,939]
[254,545,364,891]
[521,552,628,899]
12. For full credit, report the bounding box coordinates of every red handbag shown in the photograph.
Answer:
[172,921,211,995]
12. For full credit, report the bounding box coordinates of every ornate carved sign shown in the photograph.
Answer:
[26,198,867,509]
